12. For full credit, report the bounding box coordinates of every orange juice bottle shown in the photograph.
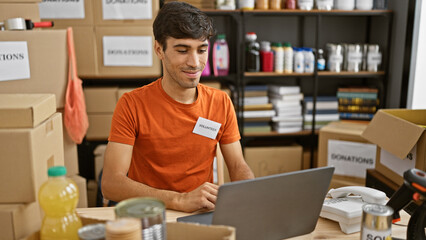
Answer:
[39,166,82,240]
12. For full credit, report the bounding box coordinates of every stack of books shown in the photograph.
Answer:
[243,85,275,133]
[303,96,339,130]
[337,87,379,121]
[268,85,303,133]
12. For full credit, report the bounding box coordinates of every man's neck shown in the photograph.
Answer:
[161,77,198,104]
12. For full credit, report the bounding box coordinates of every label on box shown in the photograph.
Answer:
[103,36,153,66]
[380,145,416,177]
[102,0,152,20]
[328,140,377,178]
[0,42,30,82]
[39,0,85,19]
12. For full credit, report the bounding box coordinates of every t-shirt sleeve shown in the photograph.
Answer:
[108,93,138,146]
[219,93,241,144]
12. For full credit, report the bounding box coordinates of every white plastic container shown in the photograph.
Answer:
[283,42,293,73]
[304,48,315,73]
[272,42,284,73]
[294,48,305,73]
[239,0,255,9]
[316,0,333,10]
[356,0,373,10]
[298,0,314,10]
[335,0,355,10]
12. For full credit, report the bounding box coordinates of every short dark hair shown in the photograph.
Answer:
[153,1,216,50]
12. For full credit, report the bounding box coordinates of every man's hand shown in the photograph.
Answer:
[175,182,219,213]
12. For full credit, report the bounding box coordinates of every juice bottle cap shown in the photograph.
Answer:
[217,34,226,39]
[48,166,67,177]
[283,42,292,47]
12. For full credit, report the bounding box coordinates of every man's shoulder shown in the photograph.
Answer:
[198,83,229,99]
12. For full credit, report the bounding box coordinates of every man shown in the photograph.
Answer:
[102,1,254,213]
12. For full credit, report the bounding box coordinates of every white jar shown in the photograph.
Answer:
[294,48,305,73]
[356,0,373,10]
[334,0,355,10]
[239,0,255,9]
[316,0,333,10]
[298,0,314,10]
[304,48,315,73]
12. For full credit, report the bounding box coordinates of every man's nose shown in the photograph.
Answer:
[186,51,199,68]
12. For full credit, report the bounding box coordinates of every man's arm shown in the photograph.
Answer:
[101,141,219,212]
[220,141,255,181]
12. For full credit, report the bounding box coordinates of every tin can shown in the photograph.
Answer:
[326,44,344,72]
[78,223,106,240]
[360,203,393,240]
[115,197,166,240]
[367,44,382,72]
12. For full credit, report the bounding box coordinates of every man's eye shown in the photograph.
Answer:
[199,49,207,53]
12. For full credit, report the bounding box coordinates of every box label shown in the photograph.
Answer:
[103,36,153,67]
[0,42,30,82]
[328,140,377,178]
[380,145,416,177]
[102,0,152,20]
[39,0,85,19]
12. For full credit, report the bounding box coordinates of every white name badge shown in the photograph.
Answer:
[39,0,85,19]
[193,117,221,140]
[102,0,152,20]
[103,36,153,66]
[0,41,30,82]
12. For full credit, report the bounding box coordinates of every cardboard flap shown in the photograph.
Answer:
[362,110,425,159]
[167,222,236,240]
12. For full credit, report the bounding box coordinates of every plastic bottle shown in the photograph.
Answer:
[245,32,260,72]
[294,48,305,73]
[213,34,230,76]
[304,48,315,73]
[239,0,255,10]
[271,42,284,73]
[260,41,274,72]
[39,166,82,240]
[316,0,333,10]
[317,48,326,71]
[201,43,211,76]
[283,42,293,73]
[286,0,296,9]
[298,0,314,10]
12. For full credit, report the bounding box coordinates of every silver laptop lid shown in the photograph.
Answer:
[212,166,334,240]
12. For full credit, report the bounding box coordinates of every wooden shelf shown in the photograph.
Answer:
[203,9,392,16]
[244,129,317,137]
[244,72,313,77]
[318,71,385,77]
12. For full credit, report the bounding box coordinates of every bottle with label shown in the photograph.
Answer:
[216,0,236,9]
[298,0,314,10]
[316,0,333,10]
[201,43,211,76]
[283,42,293,73]
[245,32,260,72]
[317,48,326,71]
[260,41,274,72]
[213,34,230,76]
[39,166,82,240]
[294,48,305,73]
[304,48,315,73]
[271,42,284,73]
[286,0,296,9]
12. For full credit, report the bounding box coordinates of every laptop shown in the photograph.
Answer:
[177,166,334,240]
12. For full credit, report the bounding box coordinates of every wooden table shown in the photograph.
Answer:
[76,207,409,239]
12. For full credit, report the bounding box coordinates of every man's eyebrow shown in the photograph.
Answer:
[173,43,209,48]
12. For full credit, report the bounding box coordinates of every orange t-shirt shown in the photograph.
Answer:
[108,78,240,193]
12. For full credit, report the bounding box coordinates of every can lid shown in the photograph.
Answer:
[363,204,394,216]
[78,223,106,240]
[48,166,67,177]
[115,197,165,218]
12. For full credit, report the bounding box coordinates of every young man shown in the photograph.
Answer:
[102,1,254,213]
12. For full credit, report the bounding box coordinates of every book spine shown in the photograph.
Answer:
[339,112,375,120]
[337,92,378,100]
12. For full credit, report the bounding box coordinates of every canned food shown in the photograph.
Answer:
[78,223,106,240]
[367,44,382,72]
[115,197,166,240]
[346,44,363,72]
[360,203,393,240]
[327,44,344,72]
[106,218,141,240]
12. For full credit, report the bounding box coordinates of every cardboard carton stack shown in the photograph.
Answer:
[0,94,64,239]
[40,0,162,78]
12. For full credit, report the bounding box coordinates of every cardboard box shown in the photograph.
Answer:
[318,121,376,179]
[0,30,68,108]
[0,3,40,22]
[39,0,94,26]
[86,114,113,140]
[245,145,303,178]
[0,113,64,203]
[167,222,235,240]
[362,109,426,185]
[94,144,107,182]
[57,108,79,176]
[0,202,41,240]
[0,94,56,128]
[87,180,98,207]
[117,87,136,101]
[95,26,162,78]
[0,0,40,2]
[93,0,159,26]
[84,87,118,113]
[329,175,366,190]
[70,175,88,208]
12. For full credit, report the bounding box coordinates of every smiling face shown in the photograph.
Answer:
[155,37,209,90]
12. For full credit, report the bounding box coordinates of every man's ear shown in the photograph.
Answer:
[154,40,164,60]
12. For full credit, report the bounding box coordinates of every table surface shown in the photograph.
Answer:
[76,206,410,239]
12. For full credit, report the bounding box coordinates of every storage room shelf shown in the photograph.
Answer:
[318,71,385,78]
[244,72,314,77]
[242,9,392,16]
[244,129,316,137]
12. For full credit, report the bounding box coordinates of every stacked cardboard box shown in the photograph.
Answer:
[0,94,64,239]
[39,0,162,78]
